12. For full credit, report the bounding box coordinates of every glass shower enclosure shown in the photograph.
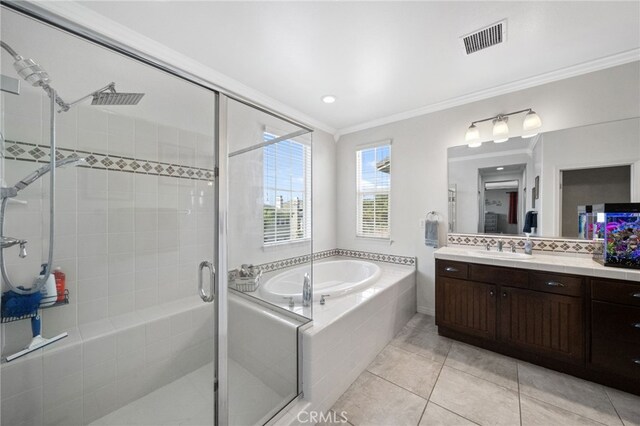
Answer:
[0,3,312,425]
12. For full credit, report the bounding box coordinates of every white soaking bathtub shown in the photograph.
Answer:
[259,259,382,303]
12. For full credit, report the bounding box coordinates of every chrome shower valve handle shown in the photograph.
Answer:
[1,237,28,258]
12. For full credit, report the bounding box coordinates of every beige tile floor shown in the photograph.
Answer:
[328,313,640,426]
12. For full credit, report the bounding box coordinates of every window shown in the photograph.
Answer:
[356,144,391,238]
[263,132,311,245]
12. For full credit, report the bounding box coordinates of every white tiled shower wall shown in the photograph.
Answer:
[1,87,215,354]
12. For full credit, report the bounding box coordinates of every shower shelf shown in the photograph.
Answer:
[1,289,69,324]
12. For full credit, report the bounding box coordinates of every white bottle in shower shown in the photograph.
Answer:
[37,264,57,307]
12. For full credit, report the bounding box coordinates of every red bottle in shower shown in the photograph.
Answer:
[54,267,65,302]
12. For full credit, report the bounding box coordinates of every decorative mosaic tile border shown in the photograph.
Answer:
[256,248,416,273]
[3,140,215,182]
[447,233,596,255]
[334,249,417,266]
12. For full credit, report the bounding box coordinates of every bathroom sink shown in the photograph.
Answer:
[468,250,535,260]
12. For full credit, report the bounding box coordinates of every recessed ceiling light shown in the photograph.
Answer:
[496,167,504,171]
[321,95,336,104]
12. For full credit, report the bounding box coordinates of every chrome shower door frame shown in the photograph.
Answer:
[214,93,229,426]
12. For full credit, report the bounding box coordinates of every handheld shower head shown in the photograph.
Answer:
[14,157,85,192]
[13,56,50,87]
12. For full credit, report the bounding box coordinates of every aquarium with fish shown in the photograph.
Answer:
[592,203,640,269]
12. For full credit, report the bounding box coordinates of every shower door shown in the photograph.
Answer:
[222,97,313,425]
[1,6,218,426]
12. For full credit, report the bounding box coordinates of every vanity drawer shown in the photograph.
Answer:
[436,260,468,279]
[529,272,583,297]
[592,301,640,344]
[592,279,640,307]
[591,337,640,379]
[469,264,528,288]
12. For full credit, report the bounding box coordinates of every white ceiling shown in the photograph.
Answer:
[79,1,640,135]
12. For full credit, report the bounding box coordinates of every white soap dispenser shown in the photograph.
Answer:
[37,263,57,307]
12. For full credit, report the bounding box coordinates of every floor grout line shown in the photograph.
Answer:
[364,369,431,402]
[440,363,518,393]
[430,401,482,426]
[416,339,451,426]
[603,387,627,426]
[516,360,619,426]
[521,393,610,426]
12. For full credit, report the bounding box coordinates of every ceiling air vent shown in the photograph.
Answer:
[461,20,507,55]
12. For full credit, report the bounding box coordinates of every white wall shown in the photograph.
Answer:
[336,61,640,315]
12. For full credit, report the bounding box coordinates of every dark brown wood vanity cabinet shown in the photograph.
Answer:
[590,278,640,381]
[436,260,584,363]
[436,259,640,395]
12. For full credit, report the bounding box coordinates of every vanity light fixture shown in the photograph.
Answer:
[465,108,542,147]
[321,95,336,104]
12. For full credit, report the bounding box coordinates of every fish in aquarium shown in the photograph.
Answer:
[604,214,640,268]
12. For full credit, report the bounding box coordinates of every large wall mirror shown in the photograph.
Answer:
[448,117,640,239]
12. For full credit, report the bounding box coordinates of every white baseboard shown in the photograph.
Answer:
[417,306,435,316]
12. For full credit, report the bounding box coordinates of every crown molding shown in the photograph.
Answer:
[336,49,640,139]
[21,0,337,135]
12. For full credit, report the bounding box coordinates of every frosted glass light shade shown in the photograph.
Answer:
[522,110,542,138]
[465,124,480,146]
[493,117,509,143]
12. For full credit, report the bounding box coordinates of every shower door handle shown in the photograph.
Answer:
[198,261,215,303]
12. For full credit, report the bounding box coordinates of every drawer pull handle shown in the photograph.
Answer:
[489,290,495,297]
[633,323,640,329]
[502,292,508,298]
[634,359,640,366]
[632,292,640,299]
[546,281,565,288]
[445,267,459,273]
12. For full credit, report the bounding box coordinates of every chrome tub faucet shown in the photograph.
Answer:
[303,273,311,307]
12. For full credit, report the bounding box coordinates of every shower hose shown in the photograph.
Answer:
[1,88,57,295]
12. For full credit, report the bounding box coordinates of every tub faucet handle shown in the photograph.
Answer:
[320,294,330,305]
[283,296,294,308]
[19,241,27,258]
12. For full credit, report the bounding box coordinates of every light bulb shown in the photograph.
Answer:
[522,110,542,138]
[493,116,509,143]
[465,124,480,146]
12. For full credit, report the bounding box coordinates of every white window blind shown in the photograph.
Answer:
[263,132,311,245]
[356,144,391,238]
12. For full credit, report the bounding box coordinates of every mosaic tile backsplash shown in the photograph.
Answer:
[447,232,596,255]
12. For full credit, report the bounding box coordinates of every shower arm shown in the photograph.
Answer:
[58,82,115,112]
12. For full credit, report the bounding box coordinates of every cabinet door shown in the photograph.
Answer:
[436,277,497,340]
[499,287,584,362]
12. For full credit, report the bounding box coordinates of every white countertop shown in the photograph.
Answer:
[435,246,640,283]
